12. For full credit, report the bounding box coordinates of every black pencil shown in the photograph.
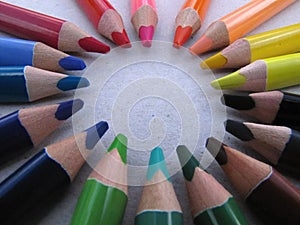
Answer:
[0,121,109,225]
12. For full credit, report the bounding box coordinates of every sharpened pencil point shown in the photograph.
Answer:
[55,99,84,120]
[112,30,131,48]
[78,37,110,53]
[189,35,213,55]
[85,121,109,149]
[176,145,200,181]
[201,53,228,69]
[210,71,246,90]
[58,56,86,70]
[107,134,128,163]
[147,147,170,181]
[206,137,228,165]
[226,120,254,141]
[173,26,193,48]
[57,76,90,91]
[139,26,154,47]
[222,93,255,110]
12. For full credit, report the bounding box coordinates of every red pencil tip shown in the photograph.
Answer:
[139,26,155,47]
[173,26,192,48]
[111,30,131,48]
[189,35,213,55]
[79,37,110,53]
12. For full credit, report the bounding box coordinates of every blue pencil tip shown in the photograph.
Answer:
[57,76,90,91]
[59,56,86,70]
[85,121,109,149]
[147,147,170,181]
[55,98,84,120]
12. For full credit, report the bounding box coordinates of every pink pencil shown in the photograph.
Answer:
[131,0,158,47]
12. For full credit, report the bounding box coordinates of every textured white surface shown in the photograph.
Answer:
[0,0,300,225]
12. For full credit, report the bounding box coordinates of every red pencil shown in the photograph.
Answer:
[0,1,110,53]
[77,0,131,47]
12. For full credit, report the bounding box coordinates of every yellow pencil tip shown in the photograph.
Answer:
[201,53,228,69]
[210,71,247,90]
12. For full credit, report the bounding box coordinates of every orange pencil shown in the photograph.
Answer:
[190,0,295,55]
[174,0,211,47]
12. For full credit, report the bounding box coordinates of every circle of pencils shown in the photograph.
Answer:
[206,137,300,225]
[176,145,249,225]
[0,121,109,225]
[70,134,128,225]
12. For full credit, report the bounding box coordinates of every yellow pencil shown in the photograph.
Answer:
[202,23,300,69]
[211,53,300,92]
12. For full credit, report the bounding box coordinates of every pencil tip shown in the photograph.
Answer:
[79,37,110,53]
[59,56,86,70]
[112,30,131,48]
[210,71,246,90]
[226,120,254,141]
[189,35,213,55]
[222,93,255,110]
[205,137,228,165]
[176,145,200,181]
[147,147,170,181]
[173,26,193,48]
[107,134,128,163]
[139,26,154,47]
[201,53,227,69]
[85,121,109,149]
[57,76,90,91]
[55,98,84,120]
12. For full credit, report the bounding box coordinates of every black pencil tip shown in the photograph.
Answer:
[85,121,109,149]
[222,93,255,110]
[225,120,254,141]
[206,137,228,165]
[55,99,84,120]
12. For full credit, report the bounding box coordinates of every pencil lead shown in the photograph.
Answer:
[85,121,109,149]
[58,56,86,70]
[111,30,131,48]
[147,147,170,181]
[189,35,213,55]
[173,26,193,48]
[205,137,228,165]
[107,134,128,163]
[57,76,90,91]
[225,120,254,141]
[210,71,246,89]
[139,26,154,47]
[55,99,84,120]
[78,37,111,53]
[176,145,200,181]
[201,52,227,69]
[222,93,255,110]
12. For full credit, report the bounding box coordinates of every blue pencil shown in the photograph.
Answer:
[0,37,86,72]
[0,99,84,164]
[0,121,109,225]
[0,66,90,102]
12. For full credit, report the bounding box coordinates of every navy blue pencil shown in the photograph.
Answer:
[0,99,84,164]
[0,121,109,225]
[0,66,90,102]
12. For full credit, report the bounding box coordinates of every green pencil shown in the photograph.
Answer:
[176,145,249,225]
[70,134,128,225]
[135,147,183,225]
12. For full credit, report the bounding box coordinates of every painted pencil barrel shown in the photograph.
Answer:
[135,211,183,225]
[70,179,128,225]
[0,149,70,225]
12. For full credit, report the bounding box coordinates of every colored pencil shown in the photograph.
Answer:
[189,0,295,55]
[77,0,131,47]
[173,0,211,47]
[222,91,300,130]
[211,53,300,92]
[0,37,86,72]
[0,66,90,103]
[201,23,300,69]
[226,120,300,175]
[0,121,108,225]
[135,147,183,225]
[206,137,300,225]
[0,1,110,53]
[70,134,128,225]
[131,0,158,47]
[176,145,249,225]
[0,99,84,165]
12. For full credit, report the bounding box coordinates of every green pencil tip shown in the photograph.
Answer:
[147,147,170,181]
[107,133,128,163]
[211,71,247,90]
[176,145,200,181]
